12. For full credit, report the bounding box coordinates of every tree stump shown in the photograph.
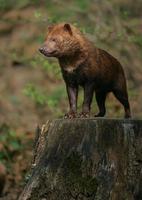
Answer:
[19,119,142,200]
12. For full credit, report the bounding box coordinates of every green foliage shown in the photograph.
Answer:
[0,0,40,11]
[23,83,66,111]
[48,86,66,107]
[132,35,142,48]
[0,0,15,11]
[34,10,42,19]
[119,8,131,19]
[23,83,48,106]
[127,34,142,53]
[75,0,90,12]
[36,34,45,44]
[0,124,23,163]
[30,55,61,79]
[25,54,66,116]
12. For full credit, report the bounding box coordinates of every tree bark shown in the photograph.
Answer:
[19,119,142,200]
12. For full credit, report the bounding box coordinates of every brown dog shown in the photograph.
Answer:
[39,23,131,118]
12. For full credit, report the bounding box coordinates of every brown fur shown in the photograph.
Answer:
[39,23,131,118]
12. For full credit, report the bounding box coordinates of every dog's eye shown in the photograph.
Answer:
[52,38,56,42]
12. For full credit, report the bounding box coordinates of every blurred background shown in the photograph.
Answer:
[0,0,141,199]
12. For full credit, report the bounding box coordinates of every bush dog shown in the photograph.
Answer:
[39,23,131,118]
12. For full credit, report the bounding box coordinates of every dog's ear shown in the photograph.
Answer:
[64,23,72,35]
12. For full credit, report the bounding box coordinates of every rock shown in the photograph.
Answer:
[19,119,142,200]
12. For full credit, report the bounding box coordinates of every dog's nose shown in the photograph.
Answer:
[39,47,45,53]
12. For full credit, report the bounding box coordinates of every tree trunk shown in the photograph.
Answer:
[19,119,142,200]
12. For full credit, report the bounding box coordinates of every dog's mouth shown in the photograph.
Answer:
[44,50,57,57]
[39,47,57,57]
